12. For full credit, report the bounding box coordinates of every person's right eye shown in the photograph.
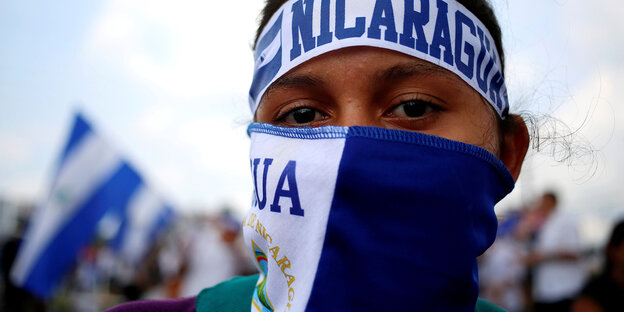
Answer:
[275,106,327,126]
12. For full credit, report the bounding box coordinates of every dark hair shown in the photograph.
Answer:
[543,191,558,204]
[608,220,624,248]
[254,0,504,74]
[605,220,624,274]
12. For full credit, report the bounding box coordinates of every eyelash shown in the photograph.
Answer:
[274,102,326,123]
[271,95,443,127]
[386,97,442,116]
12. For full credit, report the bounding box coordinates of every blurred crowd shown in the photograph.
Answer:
[479,191,624,312]
[0,201,255,312]
[2,194,623,312]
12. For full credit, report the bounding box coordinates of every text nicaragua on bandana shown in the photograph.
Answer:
[250,0,509,118]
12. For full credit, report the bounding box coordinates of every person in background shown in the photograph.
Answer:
[178,212,245,297]
[1,217,46,312]
[572,219,624,312]
[478,211,528,312]
[527,191,586,312]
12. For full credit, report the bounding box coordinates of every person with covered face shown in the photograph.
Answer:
[108,0,530,311]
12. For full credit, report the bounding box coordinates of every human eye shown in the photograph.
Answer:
[275,105,327,126]
[389,99,438,118]
[383,95,444,130]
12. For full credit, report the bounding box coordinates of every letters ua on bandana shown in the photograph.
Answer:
[244,123,515,311]
[250,0,509,118]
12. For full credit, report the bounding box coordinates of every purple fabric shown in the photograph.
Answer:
[106,296,196,312]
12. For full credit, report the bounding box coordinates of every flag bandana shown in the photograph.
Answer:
[244,123,515,311]
[250,0,509,118]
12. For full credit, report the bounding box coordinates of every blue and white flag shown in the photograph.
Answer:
[110,185,175,266]
[244,123,514,311]
[11,113,174,298]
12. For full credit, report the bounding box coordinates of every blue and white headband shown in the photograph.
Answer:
[249,0,509,118]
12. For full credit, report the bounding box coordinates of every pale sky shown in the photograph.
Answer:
[1,0,623,244]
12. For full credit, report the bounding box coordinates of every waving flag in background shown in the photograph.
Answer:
[110,185,175,266]
[10,113,175,298]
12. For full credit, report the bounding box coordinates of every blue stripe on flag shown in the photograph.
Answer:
[255,12,284,60]
[58,114,92,170]
[306,130,505,311]
[249,13,283,103]
[22,163,142,297]
[110,215,129,250]
[110,202,174,253]
[149,205,175,242]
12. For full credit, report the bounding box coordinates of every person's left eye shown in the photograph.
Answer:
[389,99,437,118]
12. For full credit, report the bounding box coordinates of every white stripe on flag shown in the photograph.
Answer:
[256,31,282,70]
[120,185,163,265]
[11,133,122,285]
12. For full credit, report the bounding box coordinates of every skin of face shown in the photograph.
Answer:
[255,46,529,180]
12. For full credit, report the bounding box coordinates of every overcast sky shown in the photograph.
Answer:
[1,0,623,243]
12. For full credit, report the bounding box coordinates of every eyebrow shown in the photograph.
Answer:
[263,74,325,99]
[375,61,461,84]
[262,60,462,100]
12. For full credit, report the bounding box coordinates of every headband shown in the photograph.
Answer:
[250,0,509,118]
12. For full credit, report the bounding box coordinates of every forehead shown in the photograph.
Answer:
[262,47,470,99]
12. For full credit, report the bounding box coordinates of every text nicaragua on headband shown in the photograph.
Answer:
[250,0,508,118]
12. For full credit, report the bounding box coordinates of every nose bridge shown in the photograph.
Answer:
[336,96,379,127]
[324,48,382,127]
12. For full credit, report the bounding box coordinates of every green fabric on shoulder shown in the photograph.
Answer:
[475,298,507,312]
[196,275,258,312]
[196,274,506,312]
